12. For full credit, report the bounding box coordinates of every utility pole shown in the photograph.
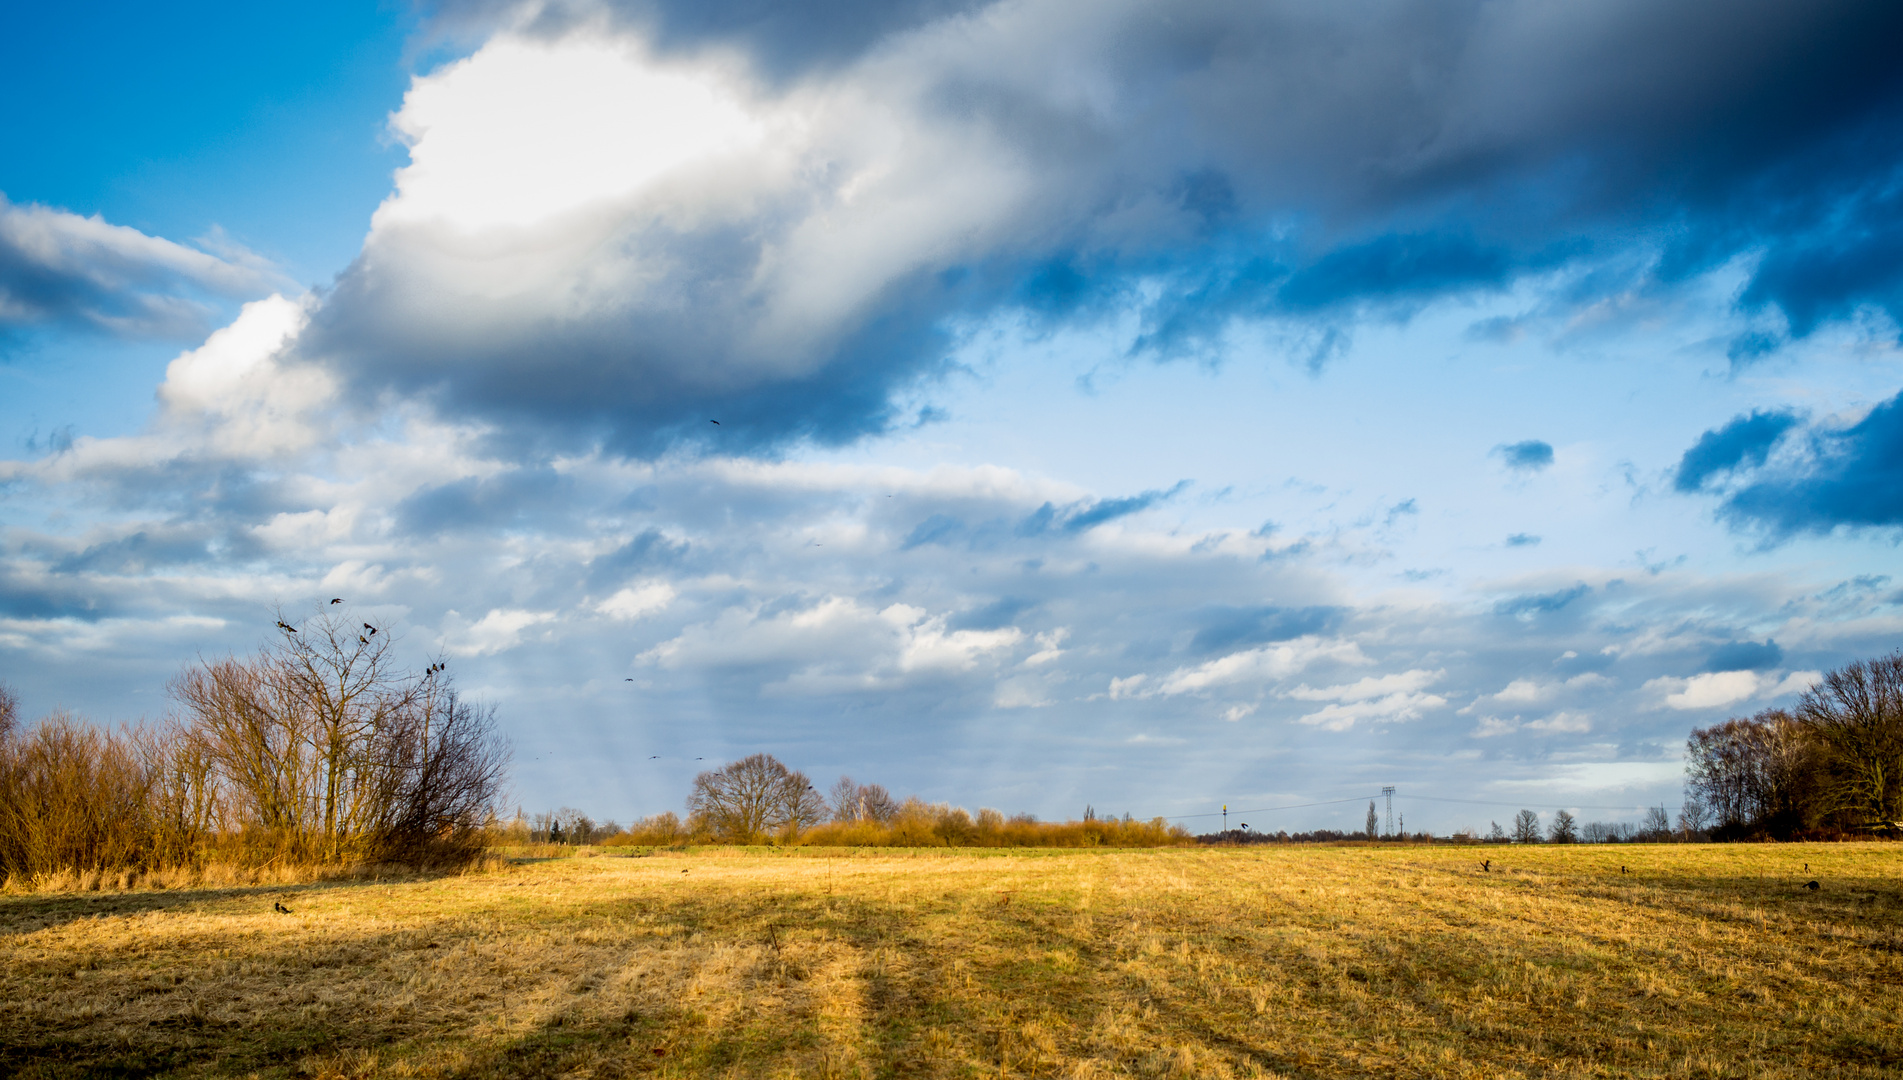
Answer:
[1382,786,1395,838]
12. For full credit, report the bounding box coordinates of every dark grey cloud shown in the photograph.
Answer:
[1672,409,1801,492]
[395,467,577,537]
[1496,440,1554,471]
[1188,605,1340,654]
[1704,639,1783,673]
[319,0,1903,455]
[0,195,273,343]
[1496,583,1589,619]
[1681,391,1903,536]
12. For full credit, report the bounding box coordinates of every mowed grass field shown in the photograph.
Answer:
[2,844,1899,1079]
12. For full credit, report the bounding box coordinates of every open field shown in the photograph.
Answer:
[2,844,1899,1079]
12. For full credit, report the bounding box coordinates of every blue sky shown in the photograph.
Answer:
[4,0,1901,834]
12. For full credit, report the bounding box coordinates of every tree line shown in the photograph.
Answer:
[1682,648,1902,840]
[524,753,1191,848]
[0,608,509,884]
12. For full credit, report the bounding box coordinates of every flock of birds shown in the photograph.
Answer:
[273,604,451,675]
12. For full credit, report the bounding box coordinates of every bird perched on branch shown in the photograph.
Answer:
[360,636,368,644]
[276,621,297,633]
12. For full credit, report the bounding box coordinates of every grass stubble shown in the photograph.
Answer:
[0,844,1898,1079]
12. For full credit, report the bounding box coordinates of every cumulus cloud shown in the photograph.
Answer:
[0,195,276,340]
[1284,668,1446,731]
[272,0,1903,453]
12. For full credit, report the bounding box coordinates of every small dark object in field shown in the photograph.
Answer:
[1621,866,1628,874]
[1804,880,1820,891]
[653,1047,666,1056]
[273,901,292,914]
[681,869,689,875]
[1804,862,1809,871]
[1480,860,1490,873]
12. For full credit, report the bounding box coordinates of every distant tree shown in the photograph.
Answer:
[1366,800,1379,840]
[1512,809,1542,843]
[1677,795,1711,838]
[828,775,898,823]
[1686,708,1820,837]
[1641,805,1671,840]
[1795,650,1903,831]
[1548,809,1578,843]
[690,754,824,842]
[1488,820,1507,843]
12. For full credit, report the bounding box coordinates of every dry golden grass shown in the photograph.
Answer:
[2,843,1898,1078]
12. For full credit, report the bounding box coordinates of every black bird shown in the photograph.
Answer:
[709,419,720,425]
[649,755,658,759]
[681,869,689,874]
[1804,880,1820,891]
[276,621,297,633]
[1805,862,1809,871]
[1621,865,1628,875]
[274,900,292,914]
[625,678,634,681]
[330,598,343,604]
[1480,860,1491,873]
[364,624,376,635]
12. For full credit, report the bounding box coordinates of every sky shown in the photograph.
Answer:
[4,0,1902,835]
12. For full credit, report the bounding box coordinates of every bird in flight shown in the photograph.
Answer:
[709,419,720,425]
[329,598,343,605]
[625,678,633,681]
[364,624,376,635]
[649,755,658,759]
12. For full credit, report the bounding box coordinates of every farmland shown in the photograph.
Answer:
[2,844,1899,1078]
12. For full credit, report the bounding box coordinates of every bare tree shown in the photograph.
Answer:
[689,754,823,842]
[1685,709,1820,835]
[170,607,507,862]
[1676,795,1711,838]
[1548,809,1579,843]
[1796,651,1903,831]
[1641,805,1671,840]
[1512,809,1542,843]
[829,775,899,822]
[1488,820,1507,842]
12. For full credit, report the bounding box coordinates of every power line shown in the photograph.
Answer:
[1158,792,1680,825]
[1405,794,1683,813]
[1164,795,1379,822]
